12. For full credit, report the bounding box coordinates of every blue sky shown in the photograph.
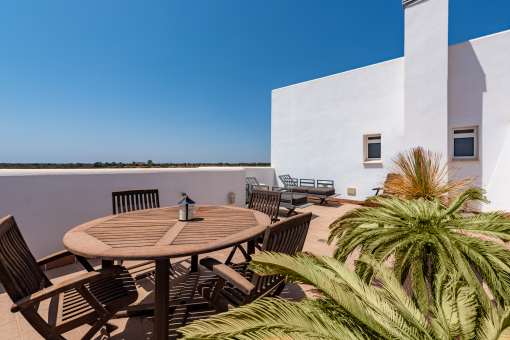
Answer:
[1,1,509,164]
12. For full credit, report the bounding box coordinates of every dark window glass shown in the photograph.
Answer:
[454,138,474,157]
[368,136,381,140]
[454,129,474,134]
[368,143,381,159]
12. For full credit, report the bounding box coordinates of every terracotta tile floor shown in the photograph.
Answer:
[0,201,359,340]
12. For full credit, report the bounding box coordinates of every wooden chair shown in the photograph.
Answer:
[373,173,402,196]
[225,190,282,264]
[198,212,312,312]
[248,189,281,224]
[0,215,138,340]
[112,189,160,214]
[245,177,269,203]
[112,189,171,280]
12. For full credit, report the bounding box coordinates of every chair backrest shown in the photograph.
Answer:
[382,173,402,196]
[112,189,160,215]
[278,174,297,188]
[246,177,262,200]
[247,190,281,222]
[249,212,312,300]
[246,177,263,190]
[0,215,47,303]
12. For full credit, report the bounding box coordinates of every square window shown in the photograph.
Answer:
[364,134,381,161]
[454,138,474,157]
[368,143,381,159]
[452,127,477,160]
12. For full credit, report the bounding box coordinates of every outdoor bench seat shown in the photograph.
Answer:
[308,187,335,196]
[291,186,312,193]
[278,175,340,206]
[280,193,308,205]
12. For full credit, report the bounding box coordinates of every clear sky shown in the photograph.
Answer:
[1,1,509,164]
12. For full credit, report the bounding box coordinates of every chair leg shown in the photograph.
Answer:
[273,281,286,297]
[225,246,238,265]
[225,244,250,265]
[81,318,110,340]
[285,208,296,218]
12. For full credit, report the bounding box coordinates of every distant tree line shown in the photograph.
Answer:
[0,161,271,169]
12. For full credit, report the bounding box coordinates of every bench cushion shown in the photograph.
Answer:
[291,186,311,193]
[308,187,335,196]
[281,194,308,205]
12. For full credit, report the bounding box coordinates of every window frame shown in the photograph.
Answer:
[364,134,382,162]
[452,126,478,160]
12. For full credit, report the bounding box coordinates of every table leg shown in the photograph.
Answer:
[155,259,170,340]
[102,260,114,268]
[247,240,256,259]
[191,255,198,273]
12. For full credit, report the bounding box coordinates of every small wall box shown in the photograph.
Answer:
[228,192,236,205]
[347,187,356,195]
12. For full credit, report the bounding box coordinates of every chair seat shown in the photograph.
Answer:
[53,268,138,329]
[308,187,335,196]
[198,263,253,312]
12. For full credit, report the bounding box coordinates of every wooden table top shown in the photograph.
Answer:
[64,205,270,261]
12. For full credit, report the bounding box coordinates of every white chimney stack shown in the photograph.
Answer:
[403,0,449,160]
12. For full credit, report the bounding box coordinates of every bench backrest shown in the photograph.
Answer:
[317,180,334,188]
[299,179,315,187]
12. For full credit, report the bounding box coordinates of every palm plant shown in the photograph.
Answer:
[328,187,510,313]
[178,252,510,340]
[382,147,476,205]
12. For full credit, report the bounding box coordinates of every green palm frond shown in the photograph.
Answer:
[249,252,425,340]
[180,297,365,340]
[328,188,510,312]
[179,251,510,340]
[180,253,436,340]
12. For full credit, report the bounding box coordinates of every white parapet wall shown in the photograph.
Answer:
[0,168,246,259]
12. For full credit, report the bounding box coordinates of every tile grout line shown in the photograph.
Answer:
[15,313,24,340]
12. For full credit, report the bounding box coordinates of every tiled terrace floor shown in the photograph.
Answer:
[0,201,360,340]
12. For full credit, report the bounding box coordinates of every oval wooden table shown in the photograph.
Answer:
[64,205,270,340]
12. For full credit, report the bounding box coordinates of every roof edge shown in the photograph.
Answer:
[402,0,428,9]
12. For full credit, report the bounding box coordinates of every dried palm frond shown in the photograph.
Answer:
[382,147,477,205]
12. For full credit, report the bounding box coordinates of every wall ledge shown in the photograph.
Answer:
[0,167,245,177]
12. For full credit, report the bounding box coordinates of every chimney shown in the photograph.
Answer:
[403,0,449,160]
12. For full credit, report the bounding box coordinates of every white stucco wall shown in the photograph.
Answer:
[0,168,246,259]
[448,30,510,211]
[272,8,510,211]
[271,58,405,199]
[243,167,276,188]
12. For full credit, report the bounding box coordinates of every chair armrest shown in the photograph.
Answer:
[200,258,255,295]
[37,250,74,266]
[11,266,125,313]
[260,185,270,190]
